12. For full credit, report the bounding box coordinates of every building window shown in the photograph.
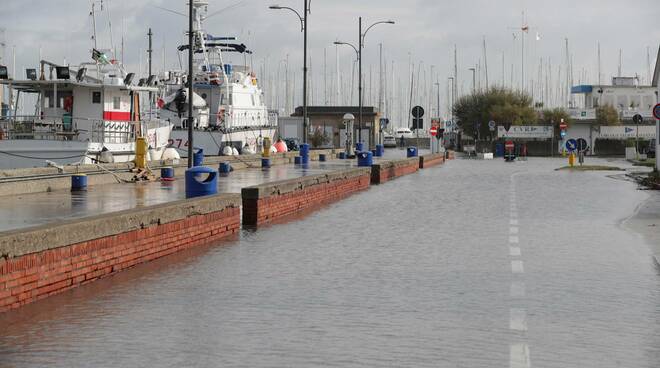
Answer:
[113,96,121,109]
[92,91,101,104]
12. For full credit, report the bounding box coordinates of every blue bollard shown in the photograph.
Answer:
[355,142,364,152]
[339,152,346,160]
[301,155,309,165]
[262,158,271,168]
[406,146,418,158]
[319,154,327,162]
[357,151,373,167]
[71,174,88,192]
[294,156,303,165]
[185,166,218,198]
[299,143,310,157]
[375,144,384,157]
[219,162,232,173]
[193,148,204,167]
[160,167,175,181]
[495,143,504,157]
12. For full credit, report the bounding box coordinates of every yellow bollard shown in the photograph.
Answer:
[262,137,271,158]
[568,152,575,167]
[134,137,148,169]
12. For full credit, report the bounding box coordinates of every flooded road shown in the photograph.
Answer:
[1,157,659,367]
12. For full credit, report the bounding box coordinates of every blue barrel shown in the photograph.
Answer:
[223,64,233,76]
[262,158,271,168]
[375,144,384,157]
[406,146,418,158]
[219,162,232,173]
[319,154,327,162]
[294,156,302,165]
[193,148,204,167]
[495,143,504,157]
[160,167,175,181]
[71,174,88,192]
[339,152,346,159]
[299,143,310,157]
[355,142,364,152]
[185,166,218,198]
[357,151,373,167]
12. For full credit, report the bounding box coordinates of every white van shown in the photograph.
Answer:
[394,127,413,139]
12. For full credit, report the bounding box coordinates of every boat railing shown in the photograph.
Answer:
[0,115,137,144]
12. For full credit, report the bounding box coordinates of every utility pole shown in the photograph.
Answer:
[358,16,363,145]
[303,0,309,143]
[187,0,194,166]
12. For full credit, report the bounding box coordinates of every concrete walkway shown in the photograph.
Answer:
[0,151,414,232]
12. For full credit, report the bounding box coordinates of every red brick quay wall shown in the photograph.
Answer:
[419,153,446,169]
[370,157,420,185]
[242,168,372,226]
[0,194,241,313]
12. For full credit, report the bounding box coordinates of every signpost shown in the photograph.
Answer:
[576,138,588,152]
[411,106,424,140]
[566,139,577,152]
[633,113,643,159]
[654,103,660,170]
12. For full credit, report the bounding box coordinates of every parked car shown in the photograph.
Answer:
[394,127,414,139]
[383,135,397,148]
[283,138,300,152]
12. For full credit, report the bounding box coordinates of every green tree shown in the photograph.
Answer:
[595,104,620,126]
[452,87,537,138]
[310,128,330,148]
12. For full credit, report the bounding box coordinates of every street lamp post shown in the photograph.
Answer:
[336,18,394,150]
[468,67,476,93]
[269,2,309,144]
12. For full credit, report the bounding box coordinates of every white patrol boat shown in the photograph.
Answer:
[158,0,277,157]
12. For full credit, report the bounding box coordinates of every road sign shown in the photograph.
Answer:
[633,113,643,124]
[379,118,389,128]
[412,106,424,118]
[488,120,496,131]
[503,122,512,131]
[576,138,588,152]
[559,122,568,130]
[505,140,514,150]
[430,127,438,136]
[653,103,660,120]
[566,139,577,152]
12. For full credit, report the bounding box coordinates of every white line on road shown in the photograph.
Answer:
[510,211,518,218]
[509,227,519,234]
[510,219,518,225]
[510,247,521,256]
[510,343,531,368]
[509,236,519,244]
[511,260,524,274]
[510,281,526,298]
[510,308,528,331]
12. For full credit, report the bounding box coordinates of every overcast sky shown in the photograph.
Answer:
[1,0,658,119]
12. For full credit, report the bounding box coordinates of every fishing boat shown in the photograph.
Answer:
[157,0,277,157]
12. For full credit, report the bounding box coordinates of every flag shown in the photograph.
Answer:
[521,25,529,33]
[92,49,110,64]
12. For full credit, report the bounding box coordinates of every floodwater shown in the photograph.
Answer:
[1,157,659,367]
